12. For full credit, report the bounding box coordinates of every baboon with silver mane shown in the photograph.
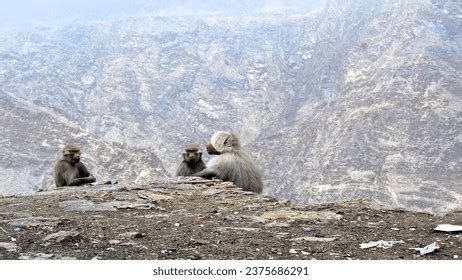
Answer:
[53,144,96,187]
[194,131,263,193]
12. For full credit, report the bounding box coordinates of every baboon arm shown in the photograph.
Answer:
[77,163,92,177]
[67,176,96,186]
[176,162,189,176]
[193,168,217,179]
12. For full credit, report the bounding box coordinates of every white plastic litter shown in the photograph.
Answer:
[410,241,440,255]
[434,224,462,233]
[360,240,405,249]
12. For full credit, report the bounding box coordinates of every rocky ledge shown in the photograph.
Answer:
[0,179,460,260]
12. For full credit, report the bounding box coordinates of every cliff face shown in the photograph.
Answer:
[253,0,462,213]
[0,0,461,213]
[0,179,461,260]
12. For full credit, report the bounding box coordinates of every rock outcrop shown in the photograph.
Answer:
[1,179,460,260]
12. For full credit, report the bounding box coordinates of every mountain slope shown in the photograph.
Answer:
[0,90,167,195]
[0,0,460,212]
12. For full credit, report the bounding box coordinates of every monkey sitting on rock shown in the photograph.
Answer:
[176,144,206,176]
[194,131,263,193]
[53,144,96,187]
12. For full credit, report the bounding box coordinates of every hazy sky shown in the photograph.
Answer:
[0,0,141,26]
[0,0,326,27]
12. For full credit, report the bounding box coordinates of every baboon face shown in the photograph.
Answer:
[62,145,81,164]
[206,143,220,155]
[183,149,202,164]
[208,131,240,154]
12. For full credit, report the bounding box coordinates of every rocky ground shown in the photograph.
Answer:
[0,179,460,260]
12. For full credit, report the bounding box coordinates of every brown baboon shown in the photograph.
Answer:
[53,144,96,187]
[176,144,206,176]
[194,131,263,193]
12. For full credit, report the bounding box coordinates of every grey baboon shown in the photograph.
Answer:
[53,144,96,187]
[194,131,263,193]
[176,144,206,176]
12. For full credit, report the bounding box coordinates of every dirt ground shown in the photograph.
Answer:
[0,179,461,260]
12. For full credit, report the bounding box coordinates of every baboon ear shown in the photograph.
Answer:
[224,138,229,145]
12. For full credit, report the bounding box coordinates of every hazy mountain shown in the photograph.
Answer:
[0,0,460,213]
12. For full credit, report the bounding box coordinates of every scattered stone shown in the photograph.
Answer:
[218,227,261,232]
[174,223,180,227]
[7,203,25,207]
[261,209,342,221]
[454,255,458,259]
[112,202,155,210]
[290,237,337,242]
[0,242,19,252]
[19,253,76,260]
[137,190,172,202]
[242,203,263,210]
[224,215,240,222]
[144,214,169,219]
[59,199,116,212]
[391,228,400,231]
[367,221,385,226]
[243,215,268,223]
[109,240,122,245]
[265,221,290,228]
[118,232,145,239]
[42,231,81,243]
[192,216,205,223]
[189,238,210,245]
[4,217,64,227]
[409,228,416,231]
[119,242,148,251]
[360,240,405,249]
[289,249,298,254]
[201,189,225,196]
[112,192,135,201]
[303,227,313,232]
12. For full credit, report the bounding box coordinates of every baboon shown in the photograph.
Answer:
[194,131,263,193]
[53,144,96,187]
[176,144,206,176]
